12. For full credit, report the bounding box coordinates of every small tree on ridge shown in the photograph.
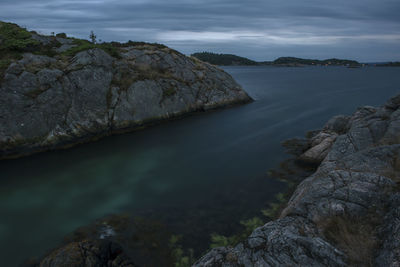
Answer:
[89,30,97,44]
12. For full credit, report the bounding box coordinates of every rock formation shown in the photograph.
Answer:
[194,94,400,266]
[38,240,137,267]
[0,22,251,159]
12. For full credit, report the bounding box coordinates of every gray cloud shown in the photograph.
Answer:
[1,0,399,61]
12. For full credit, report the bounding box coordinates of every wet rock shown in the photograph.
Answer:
[39,239,136,267]
[34,214,177,267]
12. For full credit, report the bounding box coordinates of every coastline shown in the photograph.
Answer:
[24,93,400,266]
[0,97,252,161]
[195,93,400,266]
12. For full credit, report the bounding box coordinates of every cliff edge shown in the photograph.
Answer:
[0,22,251,159]
[195,94,400,266]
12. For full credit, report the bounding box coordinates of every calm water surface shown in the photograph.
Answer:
[0,66,399,266]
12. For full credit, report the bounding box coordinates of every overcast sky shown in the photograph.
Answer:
[1,0,399,61]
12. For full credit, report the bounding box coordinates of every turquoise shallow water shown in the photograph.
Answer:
[0,66,399,266]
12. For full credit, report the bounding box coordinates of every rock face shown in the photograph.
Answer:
[298,115,352,164]
[38,240,136,267]
[0,42,251,159]
[194,94,400,266]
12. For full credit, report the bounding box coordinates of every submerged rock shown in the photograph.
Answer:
[194,94,400,266]
[29,214,178,267]
[0,24,251,159]
[38,239,136,267]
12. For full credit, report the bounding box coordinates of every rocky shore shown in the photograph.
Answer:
[0,22,251,159]
[31,94,400,267]
[5,22,400,267]
[195,94,400,266]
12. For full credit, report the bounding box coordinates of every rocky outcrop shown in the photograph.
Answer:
[299,115,351,164]
[38,240,136,267]
[194,94,400,266]
[0,32,251,159]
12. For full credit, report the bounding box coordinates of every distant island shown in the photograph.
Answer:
[375,62,400,67]
[191,52,259,66]
[191,52,363,67]
[271,56,361,67]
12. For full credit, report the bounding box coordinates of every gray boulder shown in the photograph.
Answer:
[299,132,337,164]
[298,115,351,164]
[38,239,136,267]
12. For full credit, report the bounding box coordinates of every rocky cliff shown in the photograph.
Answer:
[195,94,400,266]
[0,22,251,159]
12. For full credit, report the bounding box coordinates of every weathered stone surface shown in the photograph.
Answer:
[375,194,400,267]
[194,94,400,266]
[298,115,352,164]
[0,45,251,159]
[39,239,136,267]
[299,132,337,164]
[32,214,180,267]
[323,115,350,134]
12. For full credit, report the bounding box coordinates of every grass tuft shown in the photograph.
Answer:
[319,215,380,266]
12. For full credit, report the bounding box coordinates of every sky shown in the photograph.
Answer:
[1,0,399,62]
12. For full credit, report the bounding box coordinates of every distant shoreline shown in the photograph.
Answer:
[191,52,400,67]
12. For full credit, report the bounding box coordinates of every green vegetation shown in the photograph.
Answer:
[55,33,67,38]
[191,52,259,66]
[208,191,290,249]
[89,30,97,44]
[110,40,169,50]
[0,22,37,76]
[0,21,61,57]
[60,39,94,56]
[261,192,287,219]
[207,139,320,250]
[210,217,264,248]
[0,21,61,80]
[169,235,195,267]
[0,20,175,82]
[0,22,39,52]
[0,22,34,80]
[99,43,121,58]
[60,38,121,58]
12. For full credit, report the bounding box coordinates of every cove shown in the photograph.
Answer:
[0,66,399,266]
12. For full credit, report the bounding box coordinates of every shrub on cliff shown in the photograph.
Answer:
[0,22,40,52]
[56,32,67,38]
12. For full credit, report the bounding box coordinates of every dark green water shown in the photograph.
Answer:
[0,66,399,266]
